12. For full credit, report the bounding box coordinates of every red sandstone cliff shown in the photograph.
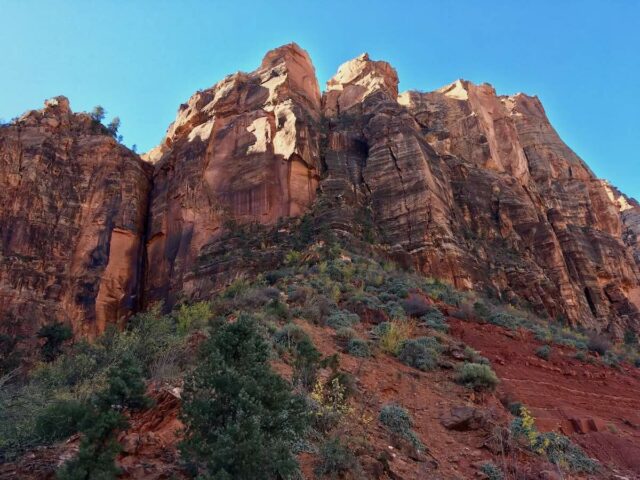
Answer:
[1,44,639,339]
[0,97,152,337]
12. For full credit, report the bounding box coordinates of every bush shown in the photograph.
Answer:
[34,400,89,443]
[378,320,415,355]
[334,327,357,342]
[293,337,321,390]
[315,437,361,478]
[480,462,503,480]
[379,404,423,451]
[488,312,521,330]
[400,296,432,317]
[421,307,448,332]
[587,333,611,356]
[347,338,371,358]
[273,323,308,350]
[535,345,551,360]
[326,310,360,330]
[37,322,72,361]
[180,316,309,479]
[455,363,499,391]
[397,339,439,371]
[473,301,491,319]
[175,301,212,335]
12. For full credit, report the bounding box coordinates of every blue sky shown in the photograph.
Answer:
[1,1,638,198]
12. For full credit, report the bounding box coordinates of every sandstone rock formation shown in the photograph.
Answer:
[0,97,152,337]
[143,43,322,308]
[1,44,639,339]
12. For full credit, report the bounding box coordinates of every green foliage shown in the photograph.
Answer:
[106,116,120,137]
[315,437,361,478]
[479,462,503,480]
[473,301,491,319]
[488,312,522,330]
[421,307,449,332]
[57,356,151,480]
[624,329,638,346]
[379,404,424,451]
[347,338,371,358]
[397,338,439,371]
[400,296,432,317]
[273,323,308,350]
[334,327,357,342]
[455,363,499,391]
[37,322,72,362]
[175,301,212,335]
[326,310,360,330]
[510,407,598,474]
[34,400,89,443]
[180,316,309,479]
[90,105,105,123]
[535,345,551,360]
[292,336,322,390]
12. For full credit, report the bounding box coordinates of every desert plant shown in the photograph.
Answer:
[326,310,360,330]
[400,296,432,317]
[378,320,415,355]
[315,437,361,478]
[535,345,551,360]
[347,338,371,358]
[455,362,499,391]
[479,461,503,480]
[397,338,439,371]
[587,333,611,356]
[379,403,423,451]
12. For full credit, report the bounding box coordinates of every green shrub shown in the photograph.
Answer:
[538,431,599,473]
[480,461,503,480]
[397,339,439,371]
[293,337,321,390]
[535,345,551,360]
[378,320,415,355]
[34,400,89,443]
[488,312,521,330]
[175,301,212,335]
[455,363,499,391]
[347,338,371,358]
[315,437,361,478]
[473,301,491,319]
[421,307,448,332]
[273,323,308,350]
[37,322,72,361]
[334,327,357,342]
[379,404,423,451]
[180,316,309,479]
[326,310,360,330]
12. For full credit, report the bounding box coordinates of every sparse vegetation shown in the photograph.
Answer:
[455,362,499,391]
[535,345,551,360]
[397,338,439,371]
[379,403,424,452]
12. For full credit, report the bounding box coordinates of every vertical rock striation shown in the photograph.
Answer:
[0,97,152,337]
[143,43,322,308]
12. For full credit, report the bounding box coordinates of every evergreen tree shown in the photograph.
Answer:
[37,322,72,361]
[90,106,105,123]
[56,356,150,480]
[180,315,309,479]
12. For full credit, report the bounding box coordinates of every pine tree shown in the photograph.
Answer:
[180,315,310,479]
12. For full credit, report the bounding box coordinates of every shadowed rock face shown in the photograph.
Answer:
[0,97,152,337]
[142,43,322,308]
[1,44,639,339]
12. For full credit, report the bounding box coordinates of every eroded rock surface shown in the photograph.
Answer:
[0,97,152,337]
[143,43,322,308]
[322,54,640,336]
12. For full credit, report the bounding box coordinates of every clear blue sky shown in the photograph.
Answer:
[2,1,638,199]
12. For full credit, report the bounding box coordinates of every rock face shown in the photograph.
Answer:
[1,44,639,338]
[0,97,152,337]
[322,55,640,336]
[143,43,322,308]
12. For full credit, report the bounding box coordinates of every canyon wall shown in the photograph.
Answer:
[1,44,638,339]
[0,97,152,337]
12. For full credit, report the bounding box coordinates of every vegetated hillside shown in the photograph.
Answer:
[2,210,640,479]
